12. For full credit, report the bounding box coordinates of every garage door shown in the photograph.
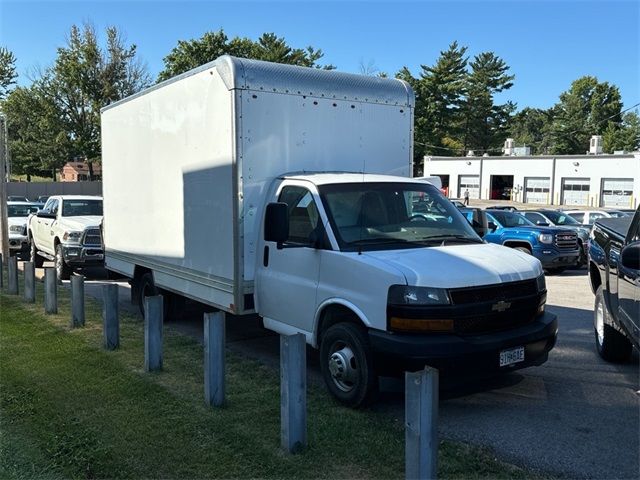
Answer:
[524,177,550,204]
[601,178,633,207]
[459,175,479,199]
[561,178,590,206]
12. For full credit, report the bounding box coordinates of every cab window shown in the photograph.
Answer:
[278,186,320,246]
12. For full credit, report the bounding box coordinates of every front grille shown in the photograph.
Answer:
[555,232,577,250]
[83,228,102,246]
[453,297,539,335]
[449,279,537,305]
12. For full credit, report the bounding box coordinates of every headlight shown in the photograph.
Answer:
[9,224,24,233]
[539,233,554,244]
[536,273,546,292]
[63,231,83,242]
[388,285,450,305]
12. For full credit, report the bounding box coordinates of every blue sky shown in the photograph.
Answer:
[1,0,638,110]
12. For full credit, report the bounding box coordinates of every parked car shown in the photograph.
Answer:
[588,207,639,361]
[8,195,29,202]
[27,195,104,279]
[519,210,590,266]
[102,56,557,407]
[7,201,40,258]
[567,209,629,225]
[488,205,519,211]
[450,199,466,209]
[36,195,50,203]
[463,208,580,273]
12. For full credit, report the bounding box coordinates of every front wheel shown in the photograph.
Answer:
[320,322,378,407]
[55,244,71,280]
[30,240,44,268]
[594,286,632,362]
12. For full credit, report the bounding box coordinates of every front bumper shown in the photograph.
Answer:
[369,311,557,375]
[533,246,580,268]
[62,244,104,265]
[8,234,28,252]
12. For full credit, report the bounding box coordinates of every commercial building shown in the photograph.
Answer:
[423,138,640,208]
[60,161,102,182]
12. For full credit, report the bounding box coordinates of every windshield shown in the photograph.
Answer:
[8,204,40,217]
[543,211,580,225]
[489,210,535,228]
[319,182,482,251]
[61,199,103,217]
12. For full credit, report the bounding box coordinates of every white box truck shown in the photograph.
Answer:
[102,56,557,406]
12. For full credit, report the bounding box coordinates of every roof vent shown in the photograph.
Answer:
[503,138,515,156]
[589,135,603,155]
[466,150,475,157]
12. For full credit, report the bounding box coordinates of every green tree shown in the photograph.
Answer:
[460,52,515,155]
[3,83,70,180]
[158,29,331,82]
[603,111,640,153]
[548,76,622,154]
[43,23,151,177]
[0,46,17,100]
[508,107,554,155]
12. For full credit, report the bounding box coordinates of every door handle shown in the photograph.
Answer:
[263,246,270,267]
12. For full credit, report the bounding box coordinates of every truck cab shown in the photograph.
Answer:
[256,174,557,405]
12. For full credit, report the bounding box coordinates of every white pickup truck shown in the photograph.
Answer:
[27,195,104,279]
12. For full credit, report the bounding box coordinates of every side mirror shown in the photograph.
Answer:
[536,221,550,226]
[264,202,289,248]
[620,242,640,270]
[37,210,55,219]
[469,208,489,237]
[487,222,498,232]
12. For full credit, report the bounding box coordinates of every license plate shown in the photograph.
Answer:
[499,346,525,367]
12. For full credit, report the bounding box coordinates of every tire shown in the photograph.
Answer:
[320,322,378,407]
[514,246,531,255]
[30,240,44,268]
[577,241,587,268]
[137,272,159,317]
[55,243,71,281]
[594,286,632,362]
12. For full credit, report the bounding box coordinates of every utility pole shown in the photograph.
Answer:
[0,112,9,260]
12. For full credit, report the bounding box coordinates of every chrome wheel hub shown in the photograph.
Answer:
[596,300,604,345]
[328,346,357,392]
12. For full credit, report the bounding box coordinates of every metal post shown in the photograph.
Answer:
[405,367,439,480]
[144,295,163,372]
[44,267,57,314]
[23,261,35,303]
[70,275,85,327]
[280,333,307,454]
[102,284,119,350]
[204,311,226,407]
[0,253,4,288]
[7,254,17,294]
[0,114,9,261]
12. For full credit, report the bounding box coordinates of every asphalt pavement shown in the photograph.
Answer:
[26,262,640,479]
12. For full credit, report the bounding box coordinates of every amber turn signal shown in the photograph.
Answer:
[389,317,454,333]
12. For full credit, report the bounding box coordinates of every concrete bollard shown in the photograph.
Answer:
[102,284,119,350]
[144,295,163,372]
[7,255,18,295]
[204,311,226,407]
[44,267,58,314]
[23,261,35,303]
[405,367,439,480]
[280,333,307,454]
[70,275,85,328]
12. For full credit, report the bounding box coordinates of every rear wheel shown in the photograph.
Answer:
[594,286,632,362]
[55,243,71,280]
[30,240,44,268]
[137,272,159,317]
[320,322,378,407]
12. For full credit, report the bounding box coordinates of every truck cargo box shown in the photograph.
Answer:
[101,56,414,314]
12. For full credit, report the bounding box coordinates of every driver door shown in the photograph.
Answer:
[255,184,323,336]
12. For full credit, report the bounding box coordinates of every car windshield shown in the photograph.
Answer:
[319,182,482,251]
[607,211,628,218]
[542,211,580,225]
[8,204,40,217]
[489,210,535,228]
[61,199,103,216]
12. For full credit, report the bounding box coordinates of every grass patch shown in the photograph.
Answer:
[0,272,538,479]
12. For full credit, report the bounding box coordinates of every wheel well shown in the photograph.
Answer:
[503,241,532,252]
[589,262,602,294]
[316,304,364,346]
[132,266,152,299]
[53,237,60,248]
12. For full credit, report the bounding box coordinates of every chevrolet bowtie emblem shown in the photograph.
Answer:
[492,301,511,312]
